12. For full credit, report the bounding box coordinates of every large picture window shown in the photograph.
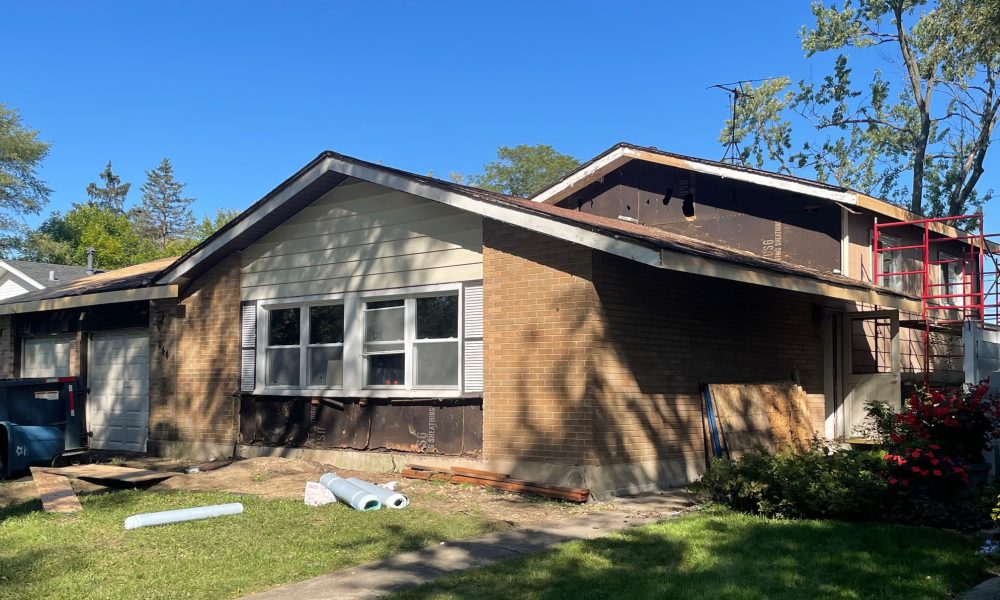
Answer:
[256,285,467,396]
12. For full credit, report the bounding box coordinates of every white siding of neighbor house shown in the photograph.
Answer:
[240,178,483,301]
[0,273,32,300]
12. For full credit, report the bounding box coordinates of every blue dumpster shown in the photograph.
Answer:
[0,377,87,479]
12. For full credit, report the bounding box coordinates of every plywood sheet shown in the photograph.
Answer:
[44,464,175,486]
[706,381,815,458]
[30,467,82,513]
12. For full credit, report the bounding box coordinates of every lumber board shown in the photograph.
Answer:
[30,467,82,513]
[705,381,814,458]
[449,475,588,502]
[449,466,510,480]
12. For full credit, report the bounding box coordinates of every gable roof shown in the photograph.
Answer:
[531,142,973,241]
[0,260,92,290]
[156,150,920,313]
[0,257,178,315]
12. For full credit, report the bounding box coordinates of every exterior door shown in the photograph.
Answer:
[87,331,150,452]
[840,310,900,439]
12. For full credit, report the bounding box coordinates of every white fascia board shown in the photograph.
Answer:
[0,284,179,315]
[531,146,860,206]
[156,157,336,284]
[531,148,633,203]
[0,260,45,290]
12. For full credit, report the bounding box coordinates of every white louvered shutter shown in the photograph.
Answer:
[463,283,483,393]
[240,302,257,392]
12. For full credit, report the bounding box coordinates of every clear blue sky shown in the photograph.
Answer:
[4,1,998,230]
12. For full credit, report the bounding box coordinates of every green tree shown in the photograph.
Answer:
[191,208,239,241]
[86,161,130,212]
[134,158,195,248]
[21,204,162,270]
[723,0,1000,217]
[468,144,580,197]
[0,103,51,256]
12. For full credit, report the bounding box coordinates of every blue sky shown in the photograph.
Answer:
[4,1,998,230]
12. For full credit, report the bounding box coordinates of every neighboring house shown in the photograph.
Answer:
[0,260,92,301]
[0,144,991,496]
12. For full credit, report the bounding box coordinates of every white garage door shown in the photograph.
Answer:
[88,331,150,452]
[22,336,73,378]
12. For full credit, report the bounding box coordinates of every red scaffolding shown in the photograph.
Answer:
[874,212,1000,384]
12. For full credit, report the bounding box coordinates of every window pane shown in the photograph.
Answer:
[365,304,404,341]
[308,346,343,387]
[367,299,404,310]
[415,341,459,386]
[269,308,300,346]
[266,347,300,386]
[368,354,405,386]
[416,295,458,339]
[310,304,344,344]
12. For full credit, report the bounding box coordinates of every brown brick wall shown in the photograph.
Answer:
[482,220,826,468]
[149,256,241,446]
[0,315,14,378]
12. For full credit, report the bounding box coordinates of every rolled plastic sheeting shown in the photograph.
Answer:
[346,477,409,509]
[319,473,381,511]
[124,502,244,530]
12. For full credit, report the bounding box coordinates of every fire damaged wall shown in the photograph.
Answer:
[558,161,842,272]
[239,397,483,456]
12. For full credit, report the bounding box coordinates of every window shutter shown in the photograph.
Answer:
[463,283,483,392]
[240,302,257,392]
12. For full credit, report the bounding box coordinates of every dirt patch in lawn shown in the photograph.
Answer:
[1,456,690,526]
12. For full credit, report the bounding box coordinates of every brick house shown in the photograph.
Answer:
[0,144,986,496]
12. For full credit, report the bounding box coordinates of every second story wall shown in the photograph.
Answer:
[556,160,842,273]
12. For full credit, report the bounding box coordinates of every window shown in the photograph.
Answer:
[362,293,460,388]
[939,251,964,307]
[265,303,344,388]
[878,234,903,292]
[256,285,468,396]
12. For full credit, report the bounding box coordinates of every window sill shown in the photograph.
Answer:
[252,387,466,399]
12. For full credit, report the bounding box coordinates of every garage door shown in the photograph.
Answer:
[22,336,73,378]
[88,332,149,452]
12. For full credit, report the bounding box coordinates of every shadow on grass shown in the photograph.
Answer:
[391,513,991,600]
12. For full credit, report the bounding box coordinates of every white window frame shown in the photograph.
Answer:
[878,233,903,292]
[255,283,464,398]
[939,250,964,307]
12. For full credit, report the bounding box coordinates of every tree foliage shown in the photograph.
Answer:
[467,144,580,197]
[86,161,130,212]
[723,0,1000,217]
[133,158,195,249]
[0,103,50,257]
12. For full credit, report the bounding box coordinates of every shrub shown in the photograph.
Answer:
[695,442,888,521]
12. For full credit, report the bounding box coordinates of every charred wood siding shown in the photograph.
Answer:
[239,397,483,456]
[558,161,842,273]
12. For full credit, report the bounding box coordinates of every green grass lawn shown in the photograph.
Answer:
[390,508,995,600]
[0,489,497,600]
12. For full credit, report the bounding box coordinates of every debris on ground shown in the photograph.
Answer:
[303,481,337,506]
[402,464,590,503]
[124,502,244,530]
[44,464,175,488]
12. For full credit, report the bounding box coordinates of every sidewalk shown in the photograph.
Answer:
[242,492,694,600]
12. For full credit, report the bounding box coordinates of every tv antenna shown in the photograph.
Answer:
[709,77,782,166]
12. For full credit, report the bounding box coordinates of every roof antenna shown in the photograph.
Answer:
[709,78,782,166]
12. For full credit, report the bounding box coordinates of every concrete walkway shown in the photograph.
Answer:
[242,492,695,600]
[961,577,1000,600]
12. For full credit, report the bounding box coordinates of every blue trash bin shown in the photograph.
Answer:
[0,377,87,479]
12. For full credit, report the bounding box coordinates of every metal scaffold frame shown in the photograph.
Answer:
[874,212,1000,386]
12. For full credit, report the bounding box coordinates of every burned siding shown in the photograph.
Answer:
[558,161,842,272]
[239,397,483,456]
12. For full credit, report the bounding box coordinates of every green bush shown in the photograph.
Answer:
[695,443,888,521]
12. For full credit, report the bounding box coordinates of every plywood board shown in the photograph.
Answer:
[30,467,82,513]
[44,464,175,486]
[706,381,815,458]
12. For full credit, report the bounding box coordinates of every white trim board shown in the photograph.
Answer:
[0,260,46,291]
[0,285,179,315]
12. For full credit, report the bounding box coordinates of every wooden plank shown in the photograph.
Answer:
[44,464,175,486]
[705,381,814,458]
[449,466,509,480]
[30,467,82,513]
[448,474,589,503]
